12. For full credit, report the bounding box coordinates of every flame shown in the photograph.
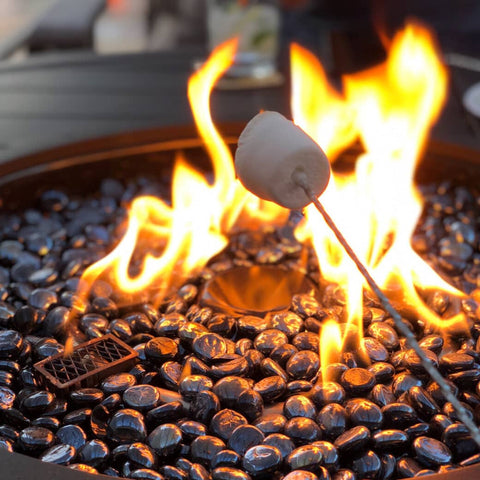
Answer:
[290,43,356,161]
[71,38,286,325]
[292,22,468,380]
[76,155,228,304]
[319,319,342,382]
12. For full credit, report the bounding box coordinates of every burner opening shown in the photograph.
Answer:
[200,265,318,315]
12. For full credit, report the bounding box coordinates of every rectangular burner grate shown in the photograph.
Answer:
[34,334,138,392]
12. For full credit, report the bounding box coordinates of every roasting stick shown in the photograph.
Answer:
[235,111,480,448]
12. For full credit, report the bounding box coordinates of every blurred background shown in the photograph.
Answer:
[0,0,478,72]
[0,0,478,160]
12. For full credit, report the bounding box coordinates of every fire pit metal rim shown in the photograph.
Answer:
[0,122,479,187]
[0,135,239,188]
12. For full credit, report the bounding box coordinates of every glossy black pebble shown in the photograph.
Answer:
[381,403,418,428]
[284,417,322,444]
[148,423,182,456]
[177,420,207,441]
[145,337,178,363]
[442,422,477,460]
[312,441,338,471]
[21,390,55,414]
[211,449,242,468]
[212,467,252,480]
[440,353,474,373]
[372,429,408,452]
[213,377,250,408]
[253,376,286,403]
[406,423,430,440]
[107,409,147,444]
[317,404,347,439]
[32,416,60,431]
[124,385,160,411]
[286,445,323,471]
[237,389,264,422]
[284,472,318,480]
[407,386,439,419]
[70,388,104,407]
[146,401,185,427]
[346,399,383,430]
[0,438,13,453]
[189,463,210,480]
[311,382,345,407]
[413,436,452,467]
[333,470,357,480]
[189,391,220,424]
[404,349,439,374]
[286,351,320,380]
[340,368,375,396]
[369,384,395,408]
[284,395,316,420]
[351,450,381,479]
[367,363,395,384]
[210,409,248,442]
[334,426,371,453]
[12,306,38,334]
[392,373,423,398]
[39,444,76,465]
[227,425,264,456]
[242,445,282,477]
[89,405,109,439]
[254,330,289,356]
[127,442,158,469]
[254,414,287,435]
[101,373,137,394]
[19,426,55,451]
[179,375,214,400]
[0,330,23,358]
[3,407,30,428]
[193,334,228,362]
[56,424,87,450]
[190,435,226,465]
[78,439,110,468]
[130,469,164,480]
[367,322,399,350]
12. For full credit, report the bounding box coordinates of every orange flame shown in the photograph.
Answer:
[319,319,342,382]
[290,43,356,161]
[292,22,468,380]
[72,39,286,322]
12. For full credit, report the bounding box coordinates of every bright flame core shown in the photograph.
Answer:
[292,23,468,380]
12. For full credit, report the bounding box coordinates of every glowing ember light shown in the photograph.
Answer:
[71,38,286,333]
[292,22,468,380]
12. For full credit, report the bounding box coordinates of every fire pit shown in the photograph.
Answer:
[1,21,480,480]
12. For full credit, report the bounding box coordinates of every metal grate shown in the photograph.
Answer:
[34,334,138,392]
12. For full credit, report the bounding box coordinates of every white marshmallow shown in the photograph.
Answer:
[235,111,330,209]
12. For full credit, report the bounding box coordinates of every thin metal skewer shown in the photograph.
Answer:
[293,172,480,448]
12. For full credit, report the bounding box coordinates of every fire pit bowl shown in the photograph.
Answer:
[1,124,480,480]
